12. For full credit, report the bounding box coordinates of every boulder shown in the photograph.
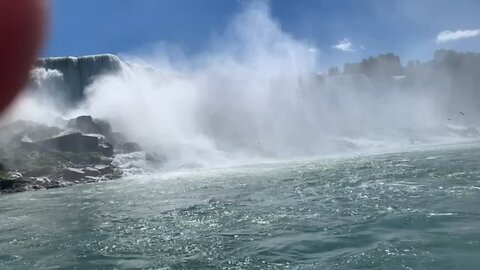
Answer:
[94,164,114,175]
[84,167,101,177]
[0,172,29,190]
[7,171,23,180]
[98,142,114,157]
[85,176,101,183]
[45,179,63,189]
[63,168,85,181]
[67,115,112,136]
[0,179,27,190]
[37,133,99,153]
[23,166,53,177]
[99,156,114,165]
[32,177,47,184]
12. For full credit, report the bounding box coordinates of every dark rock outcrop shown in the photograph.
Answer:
[0,115,132,194]
[0,179,30,190]
[98,142,114,157]
[67,115,112,136]
[94,164,114,175]
[36,133,99,153]
[63,168,85,181]
[84,167,101,177]
[23,166,53,177]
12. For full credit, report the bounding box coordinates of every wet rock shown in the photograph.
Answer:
[94,164,114,175]
[99,156,114,165]
[67,115,112,136]
[85,176,101,183]
[98,142,114,157]
[45,180,63,189]
[32,177,47,184]
[121,142,142,153]
[67,115,94,133]
[0,179,19,190]
[44,184,57,189]
[14,185,29,192]
[111,170,123,179]
[84,167,101,177]
[24,167,53,177]
[7,172,23,180]
[63,168,85,181]
[0,178,30,190]
[37,133,99,153]
[0,114,126,194]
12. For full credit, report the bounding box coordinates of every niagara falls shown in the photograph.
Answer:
[1,1,480,269]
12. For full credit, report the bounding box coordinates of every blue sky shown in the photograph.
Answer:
[45,0,480,69]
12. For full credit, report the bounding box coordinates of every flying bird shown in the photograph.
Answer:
[459,112,465,116]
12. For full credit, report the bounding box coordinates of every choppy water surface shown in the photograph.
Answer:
[1,143,480,269]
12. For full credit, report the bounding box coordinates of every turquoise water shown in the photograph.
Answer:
[1,144,480,269]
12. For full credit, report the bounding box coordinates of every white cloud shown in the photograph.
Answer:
[332,38,355,52]
[436,29,480,43]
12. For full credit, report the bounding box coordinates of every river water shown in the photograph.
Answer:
[1,143,480,269]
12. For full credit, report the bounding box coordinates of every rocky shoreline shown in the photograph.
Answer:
[0,115,141,194]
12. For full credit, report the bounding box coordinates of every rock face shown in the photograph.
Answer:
[63,168,85,181]
[98,142,114,157]
[0,179,30,190]
[94,165,114,175]
[84,167,101,177]
[35,54,122,104]
[36,133,100,153]
[23,166,52,177]
[67,115,112,135]
[0,115,136,194]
